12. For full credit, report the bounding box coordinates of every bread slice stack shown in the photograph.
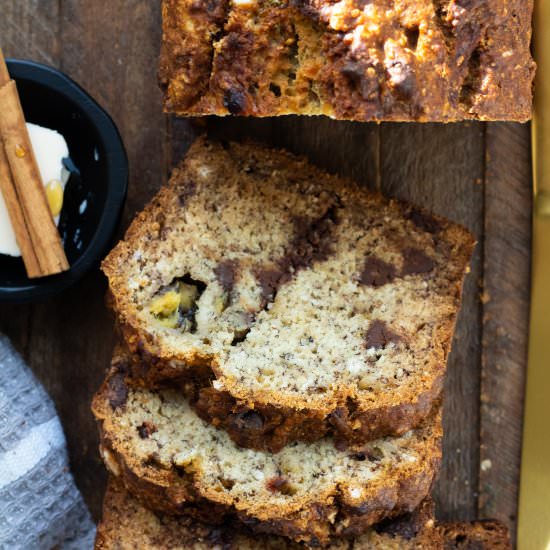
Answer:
[91,138,508,547]
[94,348,442,544]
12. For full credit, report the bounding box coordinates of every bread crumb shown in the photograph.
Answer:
[481,459,492,471]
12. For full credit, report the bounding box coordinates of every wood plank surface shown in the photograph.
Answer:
[379,122,486,521]
[0,1,532,544]
[480,123,532,542]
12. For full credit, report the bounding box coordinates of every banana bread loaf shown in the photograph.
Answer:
[92,360,442,546]
[95,479,511,549]
[103,138,473,452]
[159,0,534,121]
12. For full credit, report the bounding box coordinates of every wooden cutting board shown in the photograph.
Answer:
[0,1,531,544]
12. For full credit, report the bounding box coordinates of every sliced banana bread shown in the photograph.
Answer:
[95,479,512,549]
[103,138,474,451]
[95,478,441,549]
[92,360,442,546]
[159,0,534,121]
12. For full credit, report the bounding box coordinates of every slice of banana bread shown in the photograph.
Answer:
[103,138,474,452]
[92,362,442,546]
[159,0,534,121]
[95,478,442,549]
[95,479,512,549]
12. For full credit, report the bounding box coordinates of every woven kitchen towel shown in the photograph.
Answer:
[0,335,95,550]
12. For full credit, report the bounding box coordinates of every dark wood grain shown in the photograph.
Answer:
[0,2,532,542]
[380,122,486,521]
[59,0,171,218]
[479,123,532,541]
[1,1,61,67]
[0,0,171,519]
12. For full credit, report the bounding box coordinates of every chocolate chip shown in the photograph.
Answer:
[137,421,157,439]
[404,26,419,51]
[266,476,296,495]
[214,260,238,292]
[266,476,286,492]
[219,477,235,490]
[230,327,251,346]
[349,445,384,463]
[269,83,282,97]
[290,204,339,268]
[255,267,286,303]
[144,455,163,470]
[401,247,435,276]
[365,320,402,349]
[107,373,128,410]
[231,410,264,431]
[223,88,247,114]
[255,203,340,305]
[341,61,365,83]
[359,256,397,287]
[407,208,441,234]
[341,60,379,99]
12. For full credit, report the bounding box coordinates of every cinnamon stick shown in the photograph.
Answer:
[0,50,9,85]
[0,49,69,276]
[0,143,41,276]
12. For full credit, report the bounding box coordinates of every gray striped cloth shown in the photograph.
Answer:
[0,335,95,549]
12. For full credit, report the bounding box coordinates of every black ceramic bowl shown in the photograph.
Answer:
[0,59,127,303]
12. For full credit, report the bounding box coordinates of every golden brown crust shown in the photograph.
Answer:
[96,479,512,549]
[119,345,444,453]
[96,478,443,549]
[159,0,534,121]
[92,365,443,546]
[193,377,444,452]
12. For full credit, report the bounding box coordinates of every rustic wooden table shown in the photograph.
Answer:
[0,1,532,545]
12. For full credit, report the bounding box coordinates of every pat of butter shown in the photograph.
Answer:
[0,123,69,257]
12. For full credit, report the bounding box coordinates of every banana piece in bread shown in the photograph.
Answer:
[103,138,474,452]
